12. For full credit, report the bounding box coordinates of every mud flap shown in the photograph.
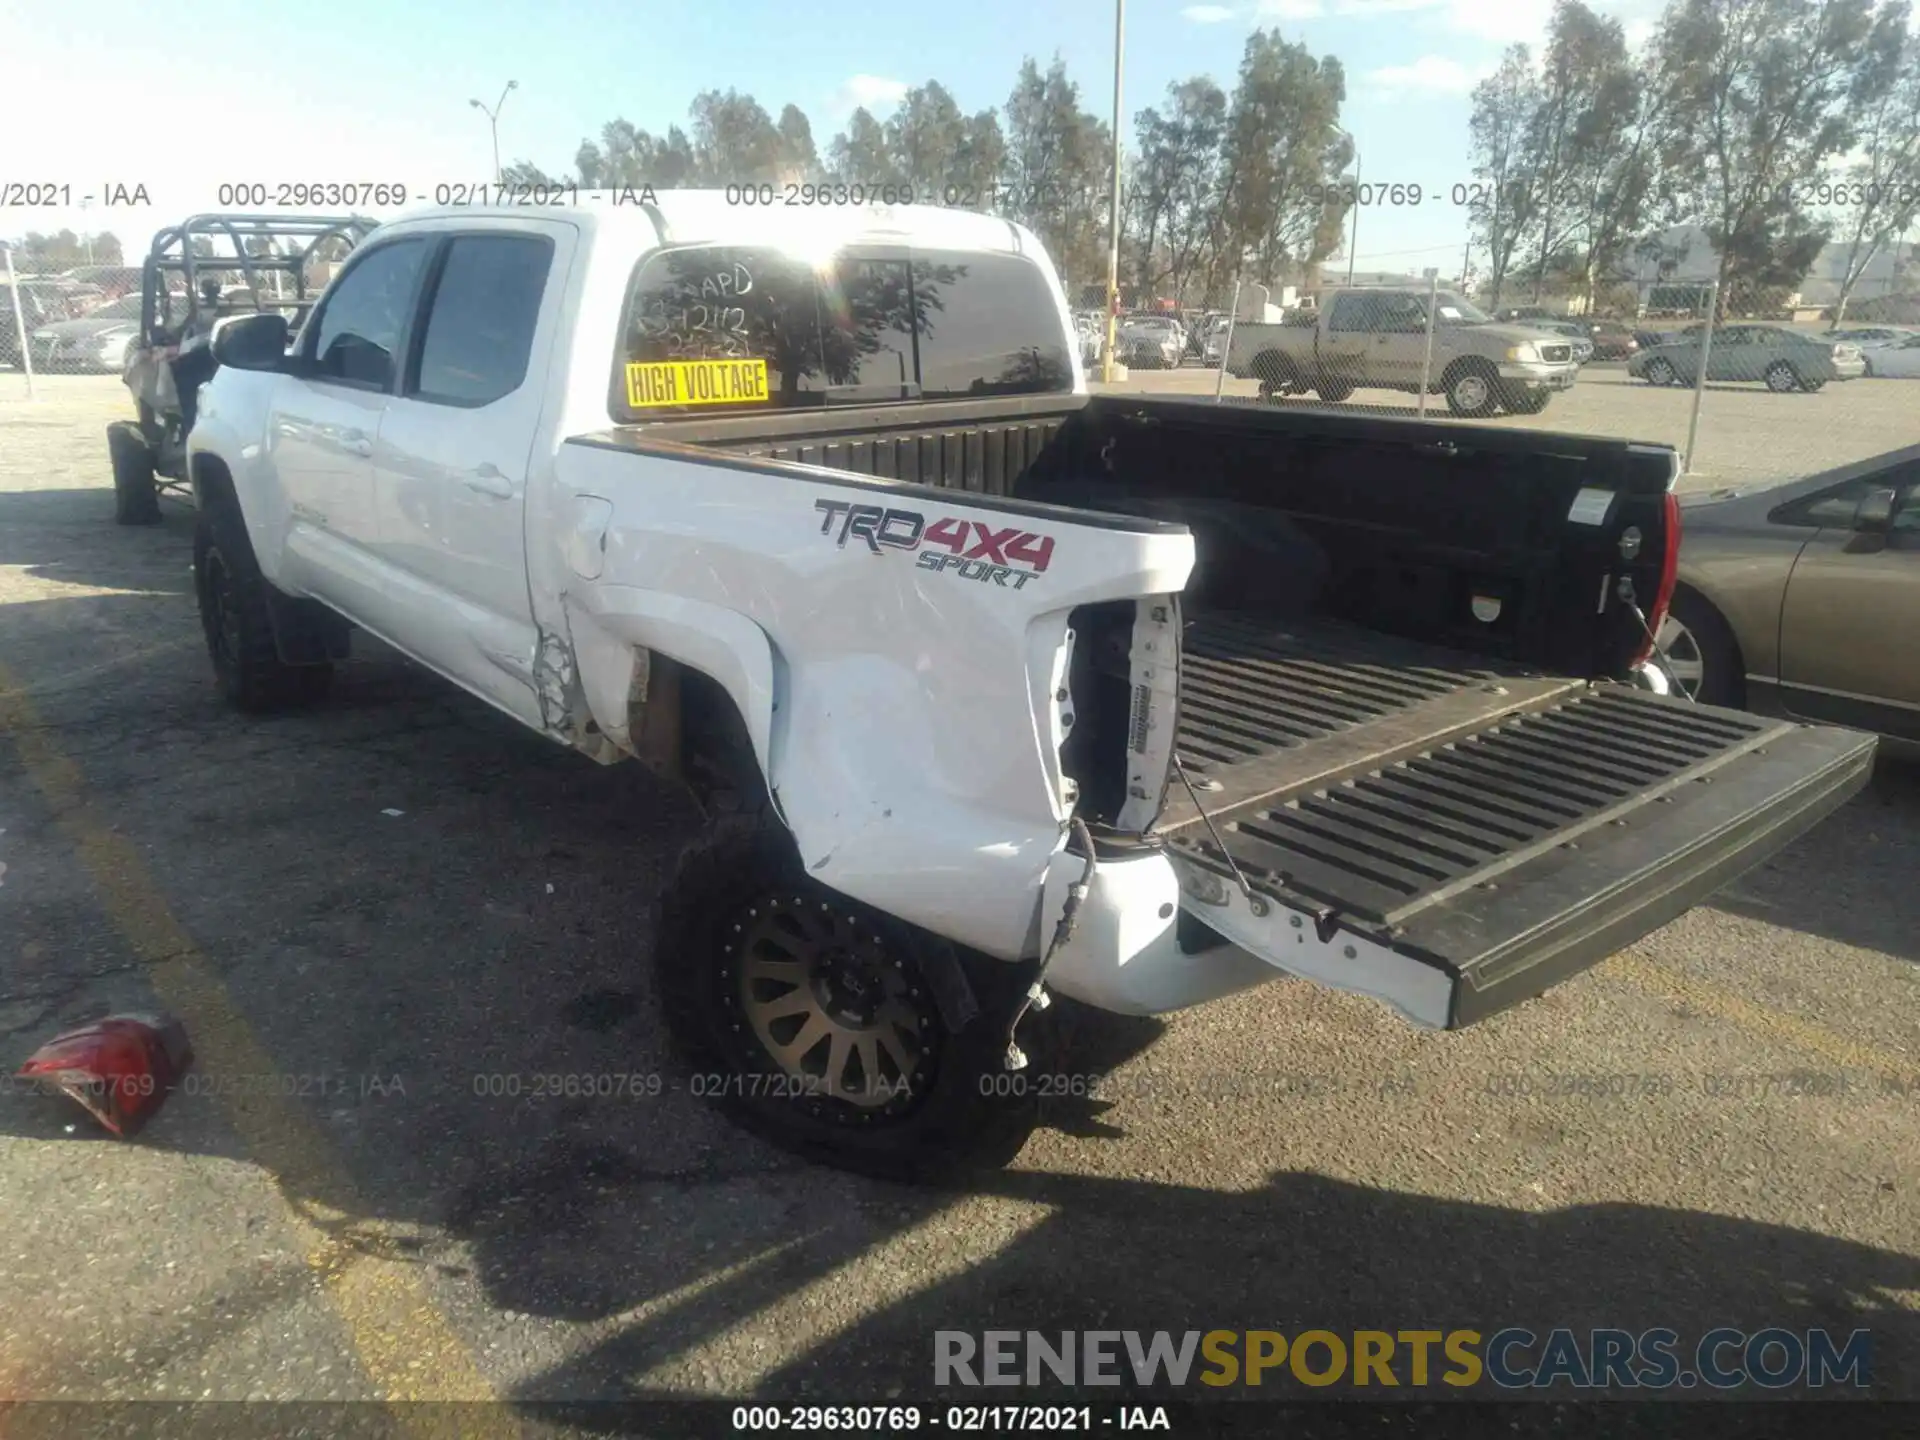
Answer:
[266,589,351,665]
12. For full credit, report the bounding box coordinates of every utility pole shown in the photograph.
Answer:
[1101,0,1125,383]
[1336,127,1361,287]
[469,80,519,184]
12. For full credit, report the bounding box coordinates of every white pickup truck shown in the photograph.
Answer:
[1225,287,1581,416]
[184,195,1875,1178]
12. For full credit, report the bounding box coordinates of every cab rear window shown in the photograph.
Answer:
[609,244,1073,421]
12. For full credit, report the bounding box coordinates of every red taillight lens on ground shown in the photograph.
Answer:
[14,1013,193,1137]
[1633,490,1684,668]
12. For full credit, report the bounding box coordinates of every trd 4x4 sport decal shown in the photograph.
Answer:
[814,499,1056,590]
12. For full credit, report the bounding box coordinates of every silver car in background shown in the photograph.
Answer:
[1200,313,1232,365]
[1629,324,1866,392]
[26,294,144,373]
[1859,332,1920,378]
[1073,312,1105,367]
[1118,314,1184,369]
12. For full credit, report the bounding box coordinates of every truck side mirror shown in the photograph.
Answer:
[211,312,290,371]
[1853,486,1896,535]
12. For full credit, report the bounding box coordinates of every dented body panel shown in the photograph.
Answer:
[554,434,1192,959]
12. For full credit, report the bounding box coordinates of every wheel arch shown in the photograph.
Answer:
[1250,348,1297,386]
[190,448,238,513]
[567,587,778,809]
[1442,353,1499,383]
[1668,579,1748,707]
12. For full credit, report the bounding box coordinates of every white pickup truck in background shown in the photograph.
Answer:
[1225,286,1581,416]
[182,194,1875,1178]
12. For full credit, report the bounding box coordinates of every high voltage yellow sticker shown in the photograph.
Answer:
[625,358,770,408]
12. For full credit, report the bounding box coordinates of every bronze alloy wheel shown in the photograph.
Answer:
[721,890,938,1119]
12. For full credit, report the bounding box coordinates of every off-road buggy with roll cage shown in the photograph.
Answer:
[109,213,376,524]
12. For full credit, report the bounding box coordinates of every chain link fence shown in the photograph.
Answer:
[5,223,1917,499]
[1105,274,1920,492]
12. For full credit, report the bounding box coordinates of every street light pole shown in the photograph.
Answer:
[1337,127,1361,287]
[4,242,36,400]
[469,80,519,185]
[1102,0,1125,384]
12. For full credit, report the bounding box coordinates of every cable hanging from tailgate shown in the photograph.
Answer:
[1172,753,1262,904]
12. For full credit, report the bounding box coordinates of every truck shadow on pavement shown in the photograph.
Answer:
[467,1151,1920,1411]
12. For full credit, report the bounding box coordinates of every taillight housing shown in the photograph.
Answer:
[1632,490,1683,667]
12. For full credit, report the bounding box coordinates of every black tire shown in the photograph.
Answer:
[1661,587,1743,708]
[1643,357,1677,387]
[1863,357,1875,378]
[1252,350,1300,401]
[1313,379,1354,403]
[1442,360,1499,417]
[193,506,334,712]
[109,422,162,525]
[1764,360,1802,394]
[652,813,1039,1182]
[1500,384,1551,415]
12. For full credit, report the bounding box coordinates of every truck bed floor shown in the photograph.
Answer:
[1164,613,1587,831]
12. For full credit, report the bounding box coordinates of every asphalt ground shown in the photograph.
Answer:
[1100,358,1919,492]
[1,375,1916,1435]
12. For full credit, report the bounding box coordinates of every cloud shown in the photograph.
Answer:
[1366,55,1483,96]
[1334,0,1444,14]
[828,75,911,120]
[1436,0,1556,41]
[1181,0,1324,21]
[1314,0,1652,44]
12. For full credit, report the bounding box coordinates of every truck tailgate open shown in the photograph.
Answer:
[1161,614,1878,1027]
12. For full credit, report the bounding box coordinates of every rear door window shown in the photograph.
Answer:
[610,244,1072,421]
[1327,293,1379,331]
[912,251,1073,399]
[411,235,552,406]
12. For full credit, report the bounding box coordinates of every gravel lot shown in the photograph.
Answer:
[1,375,1916,1427]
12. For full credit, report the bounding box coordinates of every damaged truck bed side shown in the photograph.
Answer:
[183,197,1874,1177]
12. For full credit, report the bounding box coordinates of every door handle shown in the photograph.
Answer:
[462,462,515,499]
[344,431,373,458]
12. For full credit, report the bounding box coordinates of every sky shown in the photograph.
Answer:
[1,0,1666,281]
